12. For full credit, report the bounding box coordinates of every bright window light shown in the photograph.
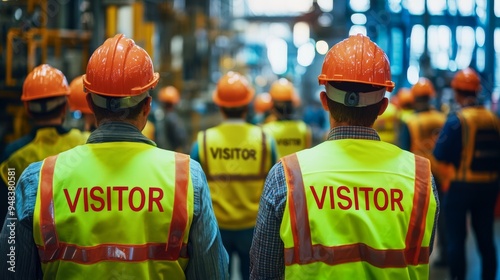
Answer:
[457,0,474,16]
[267,38,288,75]
[476,48,485,71]
[293,22,310,48]
[349,0,370,12]
[496,0,500,17]
[427,0,446,15]
[297,41,316,67]
[318,0,333,12]
[351,13,367,25]
[388,0,402,13]
[476,27,485,47]
[406,0,424,15]
[407,64,420,85]
[349,25,367,36]
[495,28,500,53]
[410,25,425,55]
[248,0,313,15]
[316,40,329,55]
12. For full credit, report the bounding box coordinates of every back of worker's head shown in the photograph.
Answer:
[158,86,180,110]
[411,77,435,110]
[22,64,70,121]
[212,71,254,118]
[269,78,298,120]
[83,34,159,123]
[253,92,273,114]
[68,75,92,114]
[397,87,414,110]
[317,34,394,127]
[451,67,481,98]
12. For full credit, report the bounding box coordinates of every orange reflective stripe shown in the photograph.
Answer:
[37,153,191,263]
[282,154,313,263]
[39,155,59,254]
[165,153,190,260]
[404,155,431,265]
[39,242,188,264]
[282,153,431,268]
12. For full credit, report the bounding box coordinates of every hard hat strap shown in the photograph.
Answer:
[325,83,386,107]
[90,91,150,110]
[27,96,67,113]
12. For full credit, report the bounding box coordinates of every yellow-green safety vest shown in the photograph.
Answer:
[406,109,446,177]
[197,122,273,229]
[280,140,436,279]
[263,120,311,158]
[454,107,500,183]
[373,103,399,145]
[33,142,194,279]
[0,127,87,186]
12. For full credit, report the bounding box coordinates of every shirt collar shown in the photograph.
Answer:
[327,126,381,141]
[86,121,156,146]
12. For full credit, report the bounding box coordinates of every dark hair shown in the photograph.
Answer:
[273,101,295,120]
[221,106,248,118]
[454,89,477,98]
[90,97,149,122]
[326,82,385,127]
[27,97,67,121]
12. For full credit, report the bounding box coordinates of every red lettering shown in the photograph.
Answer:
[83,187,89,212]
[90,186,104,211]
[149,187,164,212]
[129,187,146,211]
[359,187,373,210]
[391,189,404,211]
[106,186,112,211]
[353,187,359,210]
[310,186,327,209]
[374,188,388,210]
[113,186,128,211]
[64,188,81,213]
[329,186,335,209]
[337,186,352,210]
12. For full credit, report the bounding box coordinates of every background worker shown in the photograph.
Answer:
[251,92,273,125]
[0,64,88,227]
[262,78,312,158]
[396,87,415,124]
[372,92,400,145]
[0,34,229,279]
[155,85,189,153]
[399,77,447,266]
[250,34,439,279]
[433,67,500,280]
[68,74,96,134]
[190,71,278,280]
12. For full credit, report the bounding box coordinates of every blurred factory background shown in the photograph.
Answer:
[1,0,500,149]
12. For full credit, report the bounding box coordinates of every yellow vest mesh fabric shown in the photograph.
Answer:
[197,123,273,229]
[263,120,311,158]
[0,127,87,185]
[280,140,436,279]
[33,142,193,280]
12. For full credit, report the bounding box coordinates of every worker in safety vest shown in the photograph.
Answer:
[0,34,229,279]
[250,34,439,279]
[68,75,96,135]
[399,77,447,266]
[155,86,189,153]
[262,78,312,158]
[251,92,273,125]
[433,67,500,280]
[190,71,278,280]
[0,64,88,227]
[373,93,400,145]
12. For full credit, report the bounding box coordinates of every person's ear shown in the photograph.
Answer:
[320,91,329,111]
[378,97,389,116]
[143,96,152,117]
[85,93,94,113]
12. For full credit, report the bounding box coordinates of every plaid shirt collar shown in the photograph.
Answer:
[326,126,381,141]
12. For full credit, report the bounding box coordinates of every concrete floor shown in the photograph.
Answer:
[230,219,500,280]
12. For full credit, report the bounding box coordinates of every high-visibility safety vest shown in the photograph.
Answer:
[33,142,194,279]
[373,103,399,145]
[406,110,446,177]
[197,123,273,229]
[453,107,500,183]
[263,120,311,158]
[280,140,436,279]
[0,127,87,186]
[399,109,415,124]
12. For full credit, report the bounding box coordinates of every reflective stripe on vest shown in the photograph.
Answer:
[263,120,310,157]
[36,150,191,266]
[454,107,500,183]
[197,123,272,229]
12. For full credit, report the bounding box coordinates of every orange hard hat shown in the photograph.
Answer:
[83,34,159,97]
[213,71,254,107]
[22,64,70,101]
[158,86,180,104]
[254,93,273,113]
[412,77,435,97]
[397,87,414,107]
[269,78,296,102]
[68,75,92,114]
[318,34,395,92]
[451,67,481,92]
